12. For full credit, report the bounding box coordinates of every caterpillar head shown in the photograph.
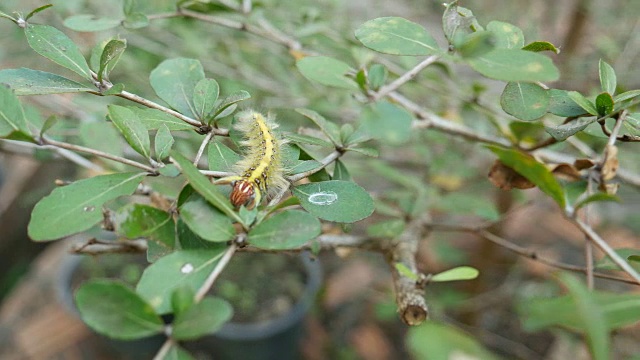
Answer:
[229,180,261,209]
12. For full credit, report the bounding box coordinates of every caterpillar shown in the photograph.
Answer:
[217,110,288,208]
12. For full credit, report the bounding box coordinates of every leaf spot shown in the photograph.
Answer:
[308,191,338,206]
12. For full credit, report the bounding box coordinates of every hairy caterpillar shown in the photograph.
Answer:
[217,110,288,208]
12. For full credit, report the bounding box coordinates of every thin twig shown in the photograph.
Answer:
[41,137,157,173]
[287,150,342,182]
[370,55,440,102]
[194,131,214,165]
[153,338,176,360]
[70,238,148,255]
[118,90,210,130]
[200,170,235,178]
[195,243,238,302]
[583,176,595,290]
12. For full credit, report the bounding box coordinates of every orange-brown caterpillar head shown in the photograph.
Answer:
[230,180,256,208]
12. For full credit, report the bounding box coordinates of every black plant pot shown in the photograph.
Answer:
[185,252,323,360]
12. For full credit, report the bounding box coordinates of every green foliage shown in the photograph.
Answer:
[171,296,233,340]
[0,68,91,95]
[293,180,374,223]
[296,56,357,90]
[500,82,549,121]
[355,17,440,56]
[248,210,321,249]
[407,322,499,359]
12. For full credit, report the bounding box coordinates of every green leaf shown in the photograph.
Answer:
[171,285,195,316]
[289,160,322,175]
[613,89,640,103]
[28,172,144,241]
[160,344,195,360]
[171,151,244,225]
[407,322,499,360]
[25,24,92,80]
[567,91,598,116]
[0,68,90,95]
[346,146,379,157]
[40,115,58,137]
[293,180,374,223]
[208,140,241,172]
[548,89,589,117]
[172,297,233,340]
[599,59,617,95]
[0,85,31,140]
[544,117,597,141]
[431,266,479,282]
[79,121,124,165]
[332,159,351,181]
[132,107,195,131]
[213,90,250,119]
[559,273,610,360]
[442,4,484,43]
[486,145,566,209]
[486,21,524,49]
[296,56,357,90]
[455,31,495,58]
[367,219,405,238]
[76,280,164,340]
[500,82,550,121]
[123,12,149,29]
[468,49,559,82]
[149,58,205,119]
[368,64,387,90]
[574,193,619,211]
[136,248,227,314]
[395,263,418,281]
[24,4,53,21]
[179,193,235,243]
[295,108,342,146]
[0,11,16,23]
[522,41,560,54]
[284,133,333,148]
[113,203,175,262]
[355,17,440,56]
[248,210,321,250]
[155,124,174,161]
[98,39,126,82]
[595,92,614,116]
[361,101,413,145]
[108,105,151,158]
[193,78,219,121]
[64,15,122,32]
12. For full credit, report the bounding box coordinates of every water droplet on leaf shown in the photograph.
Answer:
[180,263,194,274]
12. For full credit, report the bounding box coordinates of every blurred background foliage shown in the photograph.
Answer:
[2,0,640,359]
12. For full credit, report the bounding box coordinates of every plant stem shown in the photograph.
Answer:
[287,150,342,182]
[41,137,157,173]
[195,243,238,302]
[370,55,440,102]
[194,131,214,165]
[153,338,176,360]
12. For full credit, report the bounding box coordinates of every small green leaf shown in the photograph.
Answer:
[76,280,164,340]
[108,104,151,158]
[544,117,597,141]
[179,193,235,243]
[455,31,495,58]
[154,124,174,161]
[136,249,227,314]
[486,21,524,49]
[613,90,640,103]
[500,82,549,121]
[595,92,614,116]
[171,285,195,316]
[150,58,205,119]
[442,4,484,43]
[332,159,351,181]
[171,151,243,225]
[0,85,31,139]
[25,24,92,80]
[24,4,53,21]
[113,203,175,262]
[295,108,342,146]
[368,219,405,238]
[172,297,233,340]
[355,17,440,56]
[98,39,126,82]
[522,41,560,54]
[548,89,588,117]
[285,133,333,148]
[468,49,559,82]
[574,193,619,211]
[487,145,566,209]
[595,248,640,272]
[28,172,144,241]
[208,140,241,172]
[361,101,413,145]
[0,11,16,23]
[132,107,195,131]
[40,115,58,137]
[212,90,250,120]
[346,146,379,157]
[567,91,599,116]
[599,59,617,95]
[293,180,374,223]
[408,322,499,360]
[248,210,321,250]
[64,15,122,32]
[193,78,219,122]
[431,266,479,282]
[161,344,195,360]
[368,64,387,90]
[123,12,149,29]
[296,56,357,90]
[0,68,90,95]
[289,160,322,175]
[395,263,418,281]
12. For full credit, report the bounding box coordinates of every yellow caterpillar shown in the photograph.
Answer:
[217,110,288,208]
